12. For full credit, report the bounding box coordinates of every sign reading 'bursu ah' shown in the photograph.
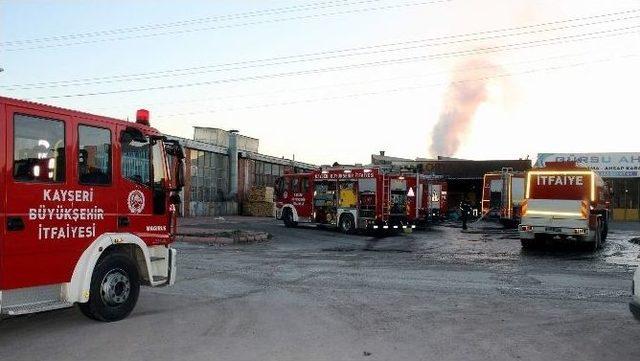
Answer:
[536,153,640,178]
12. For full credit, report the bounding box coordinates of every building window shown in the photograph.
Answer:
[13,114,65,182]
[78,125,111,185]
[189,149,229,203]
[253,160,283,187]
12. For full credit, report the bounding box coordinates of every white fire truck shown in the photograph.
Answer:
[518,162,610,250]
[0,97,185,321]
[274,166,415,233]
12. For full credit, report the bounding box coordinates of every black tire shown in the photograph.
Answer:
[339,214,355,234]
[588,221,602,251]
[283,208,297,228]
[78,253,140,322]
[601,221,608,243]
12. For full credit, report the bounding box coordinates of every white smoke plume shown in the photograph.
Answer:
[429,57,504,157]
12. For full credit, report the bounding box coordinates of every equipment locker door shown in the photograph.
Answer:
[2,106,74,289]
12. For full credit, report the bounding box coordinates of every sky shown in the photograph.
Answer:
[1,0,639,165]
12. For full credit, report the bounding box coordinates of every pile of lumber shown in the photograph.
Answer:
[244,186,275,217]
[247,186,274,202]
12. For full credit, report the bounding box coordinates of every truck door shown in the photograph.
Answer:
[2,107,73,289]
[292,174,313,219]
[117,127,170,245]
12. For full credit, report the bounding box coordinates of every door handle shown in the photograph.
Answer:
[7,217,25,231]
[118,216,130,227]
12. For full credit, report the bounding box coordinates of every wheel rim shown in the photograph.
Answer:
[100,268,131,306]
[343,218,353,232]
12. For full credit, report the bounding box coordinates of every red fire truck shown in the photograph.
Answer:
[403,174,447,226]
[274,167,416,232]
[519,162,610,250]
[481,168,525,227]
[0,97,185,321]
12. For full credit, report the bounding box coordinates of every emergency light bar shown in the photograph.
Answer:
[136,109,150,126]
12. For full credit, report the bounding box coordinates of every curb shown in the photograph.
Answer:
[176,231,271,246]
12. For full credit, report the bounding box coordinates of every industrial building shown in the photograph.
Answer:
[169,127,316,217]
[536,153,640,221]
[371,152,532,216]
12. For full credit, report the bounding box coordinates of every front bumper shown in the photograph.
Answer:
[630,298,640,321]
[519,225,592,241]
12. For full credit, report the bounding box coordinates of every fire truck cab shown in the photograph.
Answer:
[519,162,610,250]
[0,97,185,321]
[275,167,415,233]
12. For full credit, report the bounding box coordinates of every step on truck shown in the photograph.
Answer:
[274,166,415,233]
[0,97,185,321]
[518,162,610,250]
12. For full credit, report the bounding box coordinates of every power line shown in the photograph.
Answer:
[0,0,387,47]
[152,52,639,119]
[4,8,638,90]
[84,50,610,112]
[1,0,451,52]
[30,25,640,100]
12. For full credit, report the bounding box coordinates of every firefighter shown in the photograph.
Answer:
[459,198,472,231]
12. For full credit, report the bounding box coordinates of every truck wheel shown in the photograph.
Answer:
[339,214,355,234]
[79,253,140,322]
[283,208,297,228]
[593,221,603,251]
[601,221,608,243]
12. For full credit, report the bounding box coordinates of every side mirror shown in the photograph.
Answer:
[174,159,185,192]
[274,176,282,196]
[165,140,185,159]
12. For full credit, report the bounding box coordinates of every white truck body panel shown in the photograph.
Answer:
[519,199,594,241]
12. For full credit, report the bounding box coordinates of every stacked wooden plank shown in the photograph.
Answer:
[243,186,275,217]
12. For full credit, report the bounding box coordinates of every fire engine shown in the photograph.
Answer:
[481,168,525,227]
[274,166,416,232]
[402,174,448,226]
[518,162,610,250]
[0,97,185,321]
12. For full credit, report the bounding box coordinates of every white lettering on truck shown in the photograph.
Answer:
[536,175,584,186]
[29,188,104,240]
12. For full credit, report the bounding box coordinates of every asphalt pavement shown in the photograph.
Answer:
[1,216,639,361]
